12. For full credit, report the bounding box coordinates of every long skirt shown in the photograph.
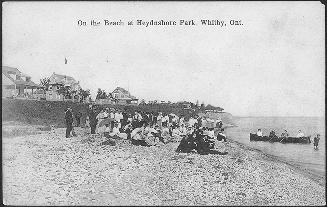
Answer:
[131,139,148,146]
[96,119,106,133]
[109,132,128,139]
[144,135,158,146]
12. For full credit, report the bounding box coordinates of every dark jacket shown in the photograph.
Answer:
[75,111,82,118]
[89,109,97,124]
[65,110,74,125]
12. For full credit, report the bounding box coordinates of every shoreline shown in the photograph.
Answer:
[227,137,326,187]
[2,124,326,205]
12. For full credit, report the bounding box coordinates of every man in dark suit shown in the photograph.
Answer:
[65,107,74,138]
[89,106,97,134]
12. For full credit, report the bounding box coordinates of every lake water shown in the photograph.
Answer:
[226,117,325,178]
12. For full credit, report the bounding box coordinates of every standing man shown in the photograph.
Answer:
[89,106,97,135]
[65,107,73,138]
[313,134,320,150]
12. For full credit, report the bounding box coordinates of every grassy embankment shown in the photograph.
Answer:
[2,98,233,129]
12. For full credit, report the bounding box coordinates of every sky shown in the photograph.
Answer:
[2,1,325,117]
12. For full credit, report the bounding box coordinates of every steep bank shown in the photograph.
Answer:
[2,99,89,128]
[2,99,235,128]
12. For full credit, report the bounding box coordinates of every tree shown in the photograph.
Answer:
[96,88,102,100]
[40,77,50,92]
[57,86,71,99]
[96,88,109,99]
[79,88,90,101]
[139,99,146,105]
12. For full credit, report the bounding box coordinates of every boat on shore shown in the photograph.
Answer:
[249,133,311,144]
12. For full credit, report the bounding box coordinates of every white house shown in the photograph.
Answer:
[2,66,44,99]
[111,87,138,105]
[46,72,81,101]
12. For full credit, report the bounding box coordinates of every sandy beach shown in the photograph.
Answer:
[2,123,325,206]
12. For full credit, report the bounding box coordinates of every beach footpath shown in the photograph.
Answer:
[3,125,326,206]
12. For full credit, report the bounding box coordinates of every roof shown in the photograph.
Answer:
[112,87,137,99]
[177,101,192,104]
[112,87,130,95]
[2,66,43,88]
[49,72,78,86]
[3,66,21,74]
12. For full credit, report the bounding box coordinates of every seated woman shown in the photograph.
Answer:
[176,129,197,153]
[144,124,161,146]
[131,122,147,146]
[171,125,183,142]
[217,128,227,142]
[109,122,127,139]
[160,123,171,143]
[123,122,133,140]
[179,124,187,136]
[101,123,116,146]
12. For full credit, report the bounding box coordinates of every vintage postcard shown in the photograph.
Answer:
[2,1,325,206]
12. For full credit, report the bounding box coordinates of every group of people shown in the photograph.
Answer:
[256,128,321,149]
[64,105,227,152]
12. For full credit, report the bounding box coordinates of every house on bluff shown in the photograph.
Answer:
[2,66,44,99]
[46,72,81,102]
[204,104,224,113]
[111,87,138,105]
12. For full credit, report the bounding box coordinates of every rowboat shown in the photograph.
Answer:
[250,133,311,144]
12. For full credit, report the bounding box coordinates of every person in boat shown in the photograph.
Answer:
[296,130,305,138]
[269,130,276,137]
[256,129,263,137]
[280,130,289,138]
[313,134,320,150]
